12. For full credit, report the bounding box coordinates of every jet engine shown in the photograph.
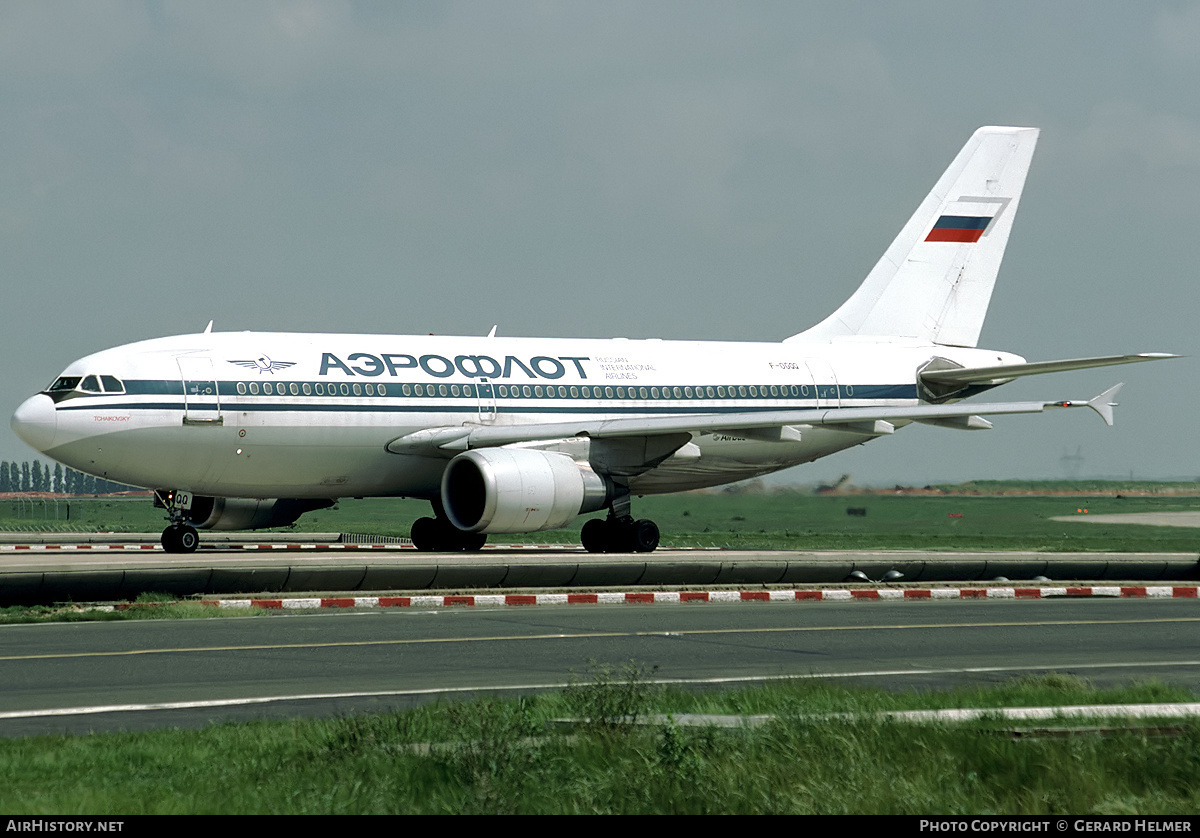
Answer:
[441,448,609,533]
[184,497,335,531]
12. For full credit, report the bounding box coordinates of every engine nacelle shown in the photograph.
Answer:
[441,448,608,534]
[185,497,335,531]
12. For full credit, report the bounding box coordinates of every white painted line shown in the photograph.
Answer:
[8,682,1200,723]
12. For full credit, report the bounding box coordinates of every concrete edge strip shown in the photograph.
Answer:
[101,585,1200,612]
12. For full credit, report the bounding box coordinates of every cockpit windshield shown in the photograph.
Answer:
[43,375,124,397]
[46,377,81,393]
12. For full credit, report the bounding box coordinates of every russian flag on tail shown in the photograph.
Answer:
[925,215,993,243]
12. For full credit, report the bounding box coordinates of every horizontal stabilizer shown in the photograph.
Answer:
[920,353,1179,387]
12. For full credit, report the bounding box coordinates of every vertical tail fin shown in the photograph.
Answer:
[788,126,1039,347]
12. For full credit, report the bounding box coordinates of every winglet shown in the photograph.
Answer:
[1086,382,1123,427]
[203,320,213,334]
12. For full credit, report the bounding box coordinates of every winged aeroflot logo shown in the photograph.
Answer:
[227,356,297,375]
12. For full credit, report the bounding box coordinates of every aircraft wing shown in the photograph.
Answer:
[386,384,1125,455]
[920,353,1178,387]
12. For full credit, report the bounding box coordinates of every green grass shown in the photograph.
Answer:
[3,481,1199,552]
[1,674,1198,814]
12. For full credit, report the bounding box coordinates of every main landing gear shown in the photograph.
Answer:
[410,503,487,552]
[156,490,200,554]
[580,514,660,553]
[580,489,660,554]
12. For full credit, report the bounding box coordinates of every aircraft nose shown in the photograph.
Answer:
[11,394,57,453]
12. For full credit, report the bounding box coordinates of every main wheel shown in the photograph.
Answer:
[581,518,609,553]
[630,519,660,553]
[411,517,488,552]
[410,517,441,551]
[454,531,487,552]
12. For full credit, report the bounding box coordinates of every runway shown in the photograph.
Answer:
[1053,511,1200,528]
[2,597,1199,737]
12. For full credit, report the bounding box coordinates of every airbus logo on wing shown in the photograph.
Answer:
[228,356,297,375]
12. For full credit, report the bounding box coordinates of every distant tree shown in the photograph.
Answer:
[31,460,43,492]
[0,462,9,493]
[20,462,30,493]
[53,463,62,494]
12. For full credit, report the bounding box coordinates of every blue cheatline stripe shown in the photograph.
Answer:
[65,380,920,403]
[56,381,939,418]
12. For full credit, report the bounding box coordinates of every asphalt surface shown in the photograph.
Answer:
[2,597,1199,736]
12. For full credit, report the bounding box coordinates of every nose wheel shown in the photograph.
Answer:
[156,489,201,554]
[161,524,199,554]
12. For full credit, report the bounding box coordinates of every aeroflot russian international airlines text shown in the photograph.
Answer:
[919,821,1191,832]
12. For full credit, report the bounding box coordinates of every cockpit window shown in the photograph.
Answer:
[46,377,81,393]
[42,374,125,402]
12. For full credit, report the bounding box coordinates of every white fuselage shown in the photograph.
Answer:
[14,330,1019,499]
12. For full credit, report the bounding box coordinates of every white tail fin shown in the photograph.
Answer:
[788,126,1039,348]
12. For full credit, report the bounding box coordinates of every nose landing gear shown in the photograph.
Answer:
[156,490,200,554]
[161,524,199,553]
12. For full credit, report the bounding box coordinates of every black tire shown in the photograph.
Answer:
[161,525,199,554]
[580,518,609,553]
[455,531,487,552]
[178,526,199,553]
[410,517,441,551]
[631,519,660,553]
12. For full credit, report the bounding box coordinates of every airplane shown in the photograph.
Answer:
[10,126,1177,554]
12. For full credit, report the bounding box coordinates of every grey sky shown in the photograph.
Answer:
[2,1,1196,486]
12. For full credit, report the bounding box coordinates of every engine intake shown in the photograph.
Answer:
[441,448,608,533]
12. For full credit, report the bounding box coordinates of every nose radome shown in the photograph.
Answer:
[11,394,57,453]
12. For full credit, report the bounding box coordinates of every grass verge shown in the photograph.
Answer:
[1,672,1198,814]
